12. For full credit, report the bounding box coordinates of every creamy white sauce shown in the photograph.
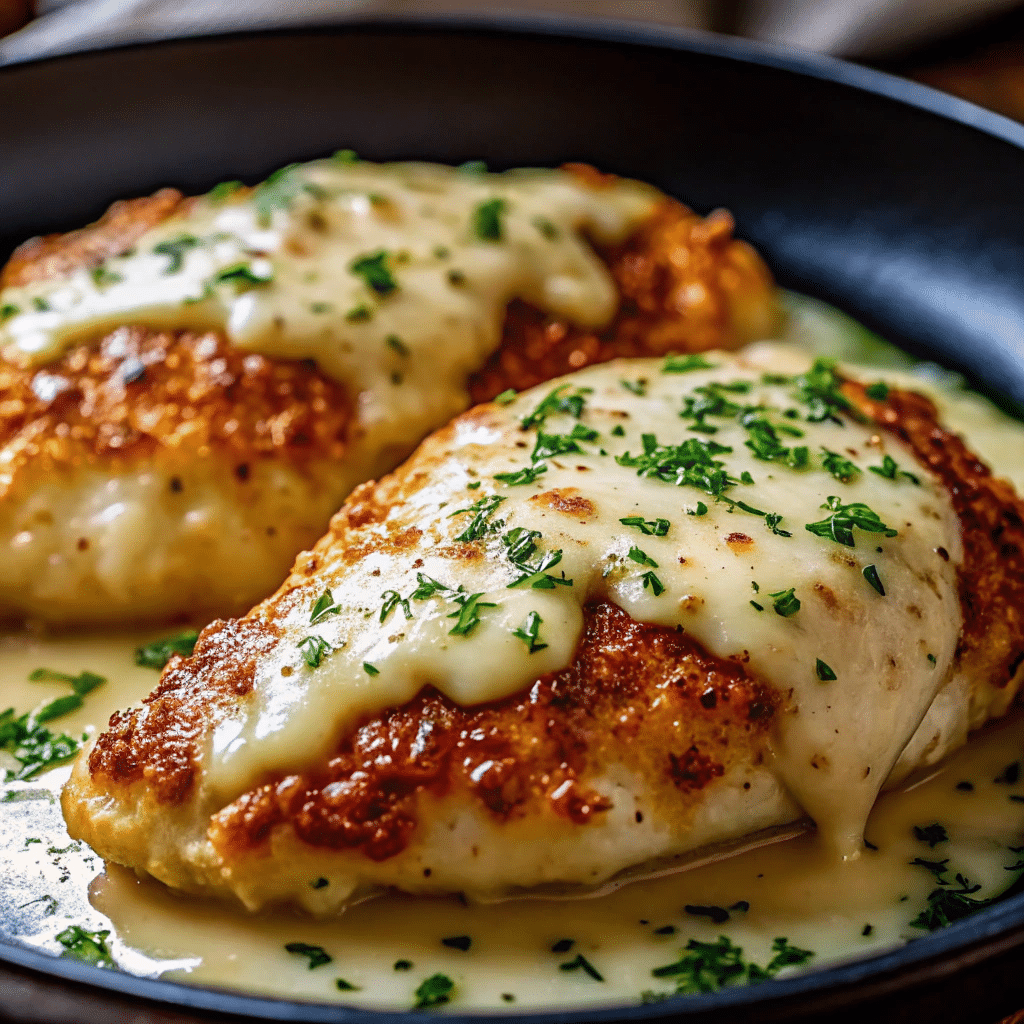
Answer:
[217,347,962,857]
[0,631,1020,1011]
[0,161,657,471]
[0,330,1022,1010]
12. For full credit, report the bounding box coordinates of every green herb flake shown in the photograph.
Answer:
[913,824,949,848]
[663,353,714,374]
[310,301,332,314]
[793,358,855,425]
[56,925,113,968]
[333,149,360,165]
[414,973,455,1009]
[764,512,792,537]
[532,215,559,239]
[559,954,604,982]
[521,384,591,430]
[298,635,331,668]
[395,959,413,971]
[449,494,506,542]
[621,379,648,397]
[134,630,199,669]
[865,382,889,401]
[447,593,498,637]
[805,497,898,548]
[815,658,837,681]
[750,600,764,611]
[611,424,626,437]
[620,516,670,537]
[821,448,860,483]
[688,502,709,517]
[551,939,575,953]
[909,872,994,931]
[386,334,409,357]
[311,877,329,889]
[441,935,472,951]
[350,250,397,295]
[862,564,886,596]
[1,303,20,322]
[473,197,507,241]
[513,611,548,653]
[90,265,123,289]
[641,571,665,596]
[153,234,199,274]
[768,588,801,617]
[869,454,920,485]
[927,653,937,666]
[495,463,547,487]
[310,589,341,624]
[380,590,413,624]
[494,388,517,405]
[345,303,372,322]
[363,662,380,677]
[285,942,332,970]
[207,179,243,202]
[336,978,361,991]
[32,297,51,312]
[628,546,658,568]
[458,160,487,174]
[652,935,813,993]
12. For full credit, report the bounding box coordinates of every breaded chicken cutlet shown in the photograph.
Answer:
[63,348,1024,913]
[0,161,781,625]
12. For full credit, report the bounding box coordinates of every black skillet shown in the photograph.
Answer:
[1,15,1023,1024]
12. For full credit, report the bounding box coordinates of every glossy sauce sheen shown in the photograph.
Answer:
[0,335,1022,1009]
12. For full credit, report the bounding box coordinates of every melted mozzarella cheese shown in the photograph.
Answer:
[211,348,962,856]
[0,161,658,466]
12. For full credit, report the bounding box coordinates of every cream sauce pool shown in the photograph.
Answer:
[0,311,1022,1012]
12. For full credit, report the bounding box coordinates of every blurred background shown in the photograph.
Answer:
[2,0,1024,122]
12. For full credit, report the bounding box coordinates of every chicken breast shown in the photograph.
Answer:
[62,347,1024,913]
[0,161,781,625]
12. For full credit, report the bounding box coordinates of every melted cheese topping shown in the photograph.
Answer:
[213,348,962,856]
[0,161,657,465]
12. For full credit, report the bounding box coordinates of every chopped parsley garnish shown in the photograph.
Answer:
[134,630,199,669]
[395,959,413,971]
[494,388,517,405]
[411,573,450,600]
[792,358,855,424]
[559,954,604,982]
[621,379,648,396]
[449,494,506,542]
[253,163,311,223]
[684,904,730,924]
[1,303,20,322]
[865,382,889,401]
[688,502,709,517]
[414,973,455,1008]
[0,708,80,781]
[503,528,573,590]
[346,303,372,322]
[995,762,1021,785]
[56,925,113,968]
[298,635,331,668]
[310,301,333,314]
[213,262,273,288]
[362,662,380,677]
[494,463,547,486]
[521,384,591,429]
[25,667,105,723]
[285,942,332,969]
[207,179,243,201]
[750,600,764,611]
[821,448,860,482]
[441,935,472,951]
[310,589,341,624]
[869,454,920,485]
[628,546,658,567]
[551,939,575,953]
[913,824,949,848]
[90,265,122,289]
[513,611,548,653]
[641,571,665,596]
[663,353,714,374]
[652,935,813,993]
[611,424,626,437]
[909,871,994,931]
[153,234,199,274]
[532,430,586,462]
[764,512,792,537]
[815,658,836,681]
[311,878,329,889]
[333,148,360,164]
[32,296,51,312]
[862,564,886,596]
[533,215,559,239]
[336,979,360,991]
[447,593,498,637]
[927,653,937,666]
[380,590,413,623]
[616,433,737,498]
[805,497,898,547]
[768,588,800,617]
[349,250,397,295]
[473,197,507,241]
[458,159,487,174]
[740,471,755,485]
[386,334,409,357]
[620,516,670,537]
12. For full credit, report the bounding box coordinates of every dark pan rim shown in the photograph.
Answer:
[1,14,1024,1022]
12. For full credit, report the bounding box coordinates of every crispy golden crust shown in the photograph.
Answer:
[0,328,351,500]
[848,381,1024,693]
[0,173,780,490]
